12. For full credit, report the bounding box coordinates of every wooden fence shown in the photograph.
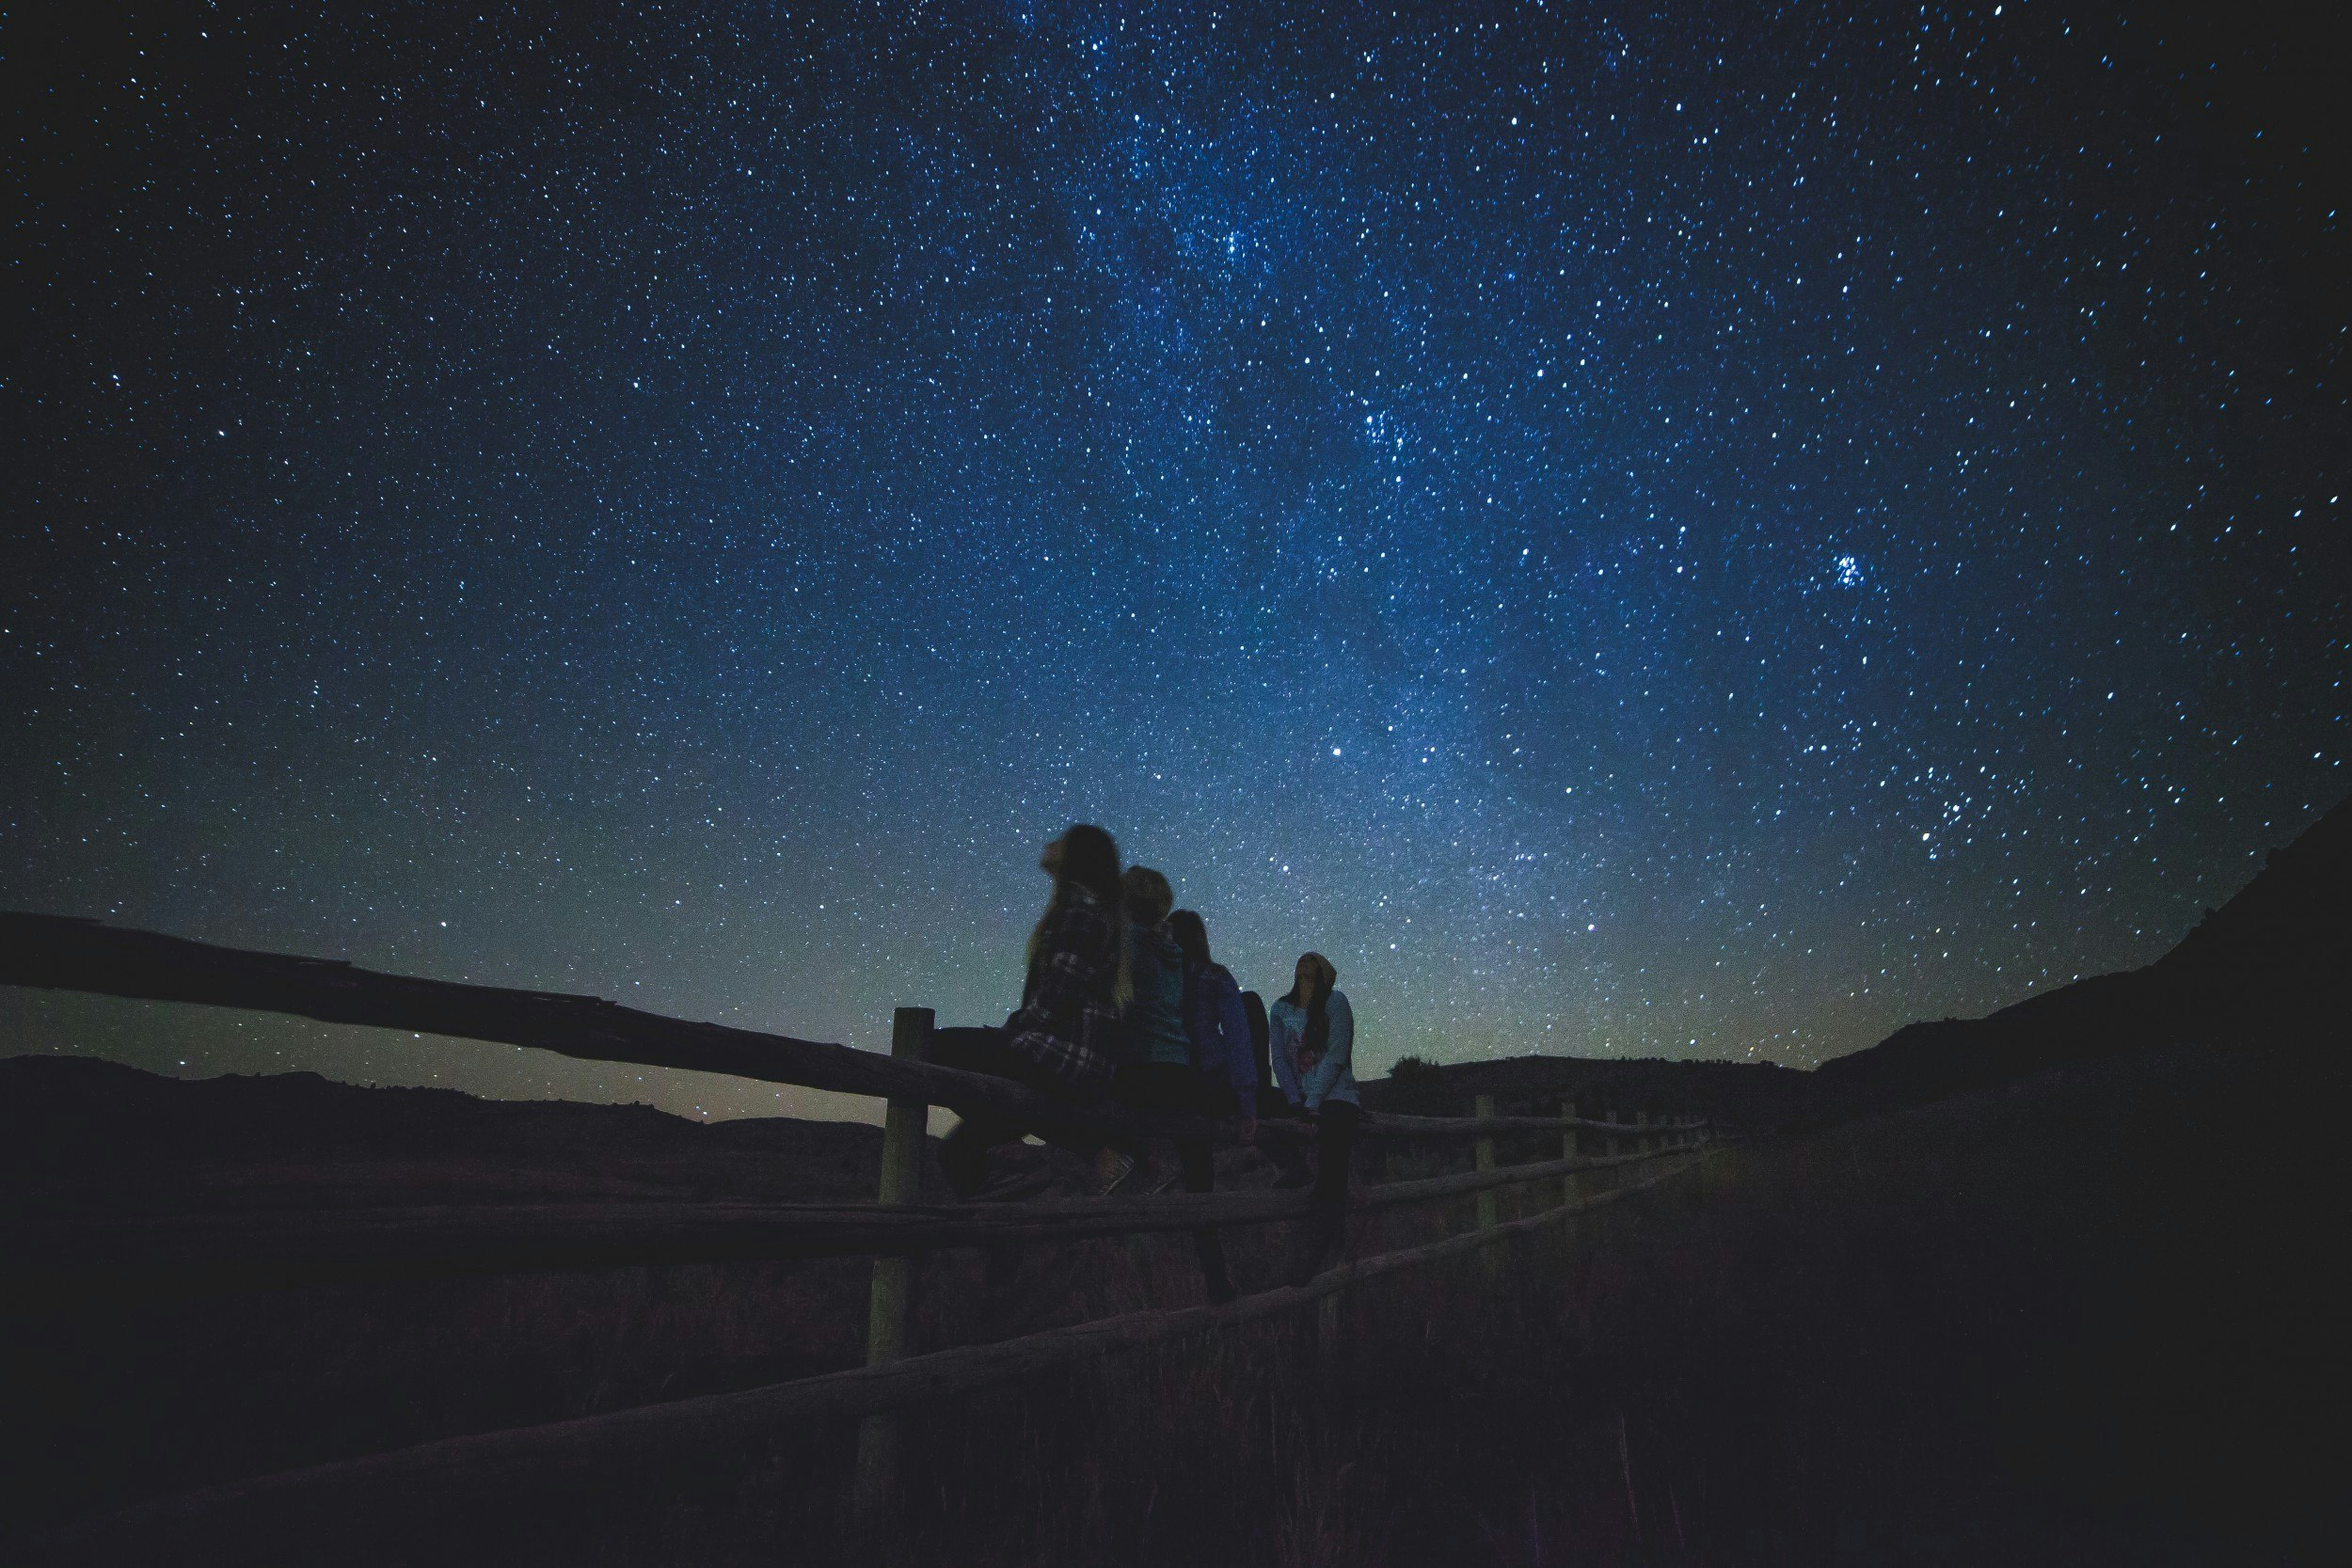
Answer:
[0,912,1713,1556]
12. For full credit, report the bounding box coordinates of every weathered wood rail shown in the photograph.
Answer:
[0,913,1658,1143]
[8,1147,1685,1291]
[1,911,1716,1559]
[27,1165,1695,1558]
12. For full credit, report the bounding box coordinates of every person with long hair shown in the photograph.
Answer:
[932,824,1129,1199]
[1107,903,1258,1301]
[1168,909,1260,1143]
[1100,864,1182,1200]
[1267,951,1359,1282]
[1241,983,1314,1186]
[1242,988,1278,1117]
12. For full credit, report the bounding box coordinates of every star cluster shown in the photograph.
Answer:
[6,2,2345,1120]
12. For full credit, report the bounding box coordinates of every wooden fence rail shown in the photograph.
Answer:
[1,912,1720,1556]
[0,913,1660,1144]
[27,1159,1703,1561]
[6,1147,1692,1292]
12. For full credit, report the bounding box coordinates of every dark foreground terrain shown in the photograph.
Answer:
[851,1034,2332,1567]
[4,796,2344,1562]
[5,1030,2328,1566]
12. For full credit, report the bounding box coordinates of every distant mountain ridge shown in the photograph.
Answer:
[0,1055,899,1212]
[1810,787,2352,1115]
[1366,789,2351,1128]
[1361,1053,1814,1129]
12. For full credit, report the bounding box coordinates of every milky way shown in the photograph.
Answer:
[7,2,2345,1121]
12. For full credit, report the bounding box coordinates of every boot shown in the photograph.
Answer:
[939,1121,991,1197]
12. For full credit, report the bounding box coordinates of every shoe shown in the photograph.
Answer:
[969,1166,1055,1203]
[1087,1151,1137,1196]
[939,1130,991,1198]
[1139,1161,1184,1196]
[1271,1166,1315,1190]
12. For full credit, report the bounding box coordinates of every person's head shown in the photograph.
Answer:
[1120,865,1174,927]
[1290,951,1337,1006]
[1044,824,1120,904]
[1168,908,1211,967]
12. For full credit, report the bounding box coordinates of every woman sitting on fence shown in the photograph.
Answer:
[1247,984,1315,1189]
[1170,909,1261,1149]
[933,824,1130,1200]
[1096,896,1253,1301]
[1269,951,1359,1284]
[1100,867,1185,1199]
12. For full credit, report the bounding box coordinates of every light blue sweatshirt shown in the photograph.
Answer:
[1267,990,1358,1111]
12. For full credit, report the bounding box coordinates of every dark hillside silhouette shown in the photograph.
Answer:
[1359,791,2352,1132]
[0,1055,912,1210]
[1813,788,2352,1117]
[1364,1053,1812,1130]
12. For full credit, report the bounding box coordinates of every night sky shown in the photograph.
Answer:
[7,2,2345,1124]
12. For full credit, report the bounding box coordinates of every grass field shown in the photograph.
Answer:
[9,1028,2328,1564]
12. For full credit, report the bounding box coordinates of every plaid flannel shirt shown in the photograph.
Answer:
[1003,889,1120,1098]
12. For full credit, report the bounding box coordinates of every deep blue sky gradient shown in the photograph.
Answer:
[7,2,2345,1121]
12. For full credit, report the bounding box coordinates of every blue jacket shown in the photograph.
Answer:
[1268,990,1358,1111]
[1183,960,1259,1106]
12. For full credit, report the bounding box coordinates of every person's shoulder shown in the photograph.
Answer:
[1329,990,1353,1010]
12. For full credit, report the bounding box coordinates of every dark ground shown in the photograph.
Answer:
[2,1026,2333,1565]
[830,1034,2336,1568]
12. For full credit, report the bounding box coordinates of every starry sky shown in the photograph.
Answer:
[6,1,2346,1124]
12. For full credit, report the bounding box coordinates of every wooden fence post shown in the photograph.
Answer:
[1561,1099,1581,1212]
[1636,1108,1651,1156]
[1316,1289,1345,1395]
[852,1006,932,1523]
[1473,1094,1498,1231]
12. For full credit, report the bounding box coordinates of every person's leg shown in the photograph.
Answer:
[1104,1062,1160,1161]
[1183,1076,1236,1302]
[1108,1062,1197,1194]
[1263,1089,1313,1185]
[1313,1100,1362,1205]
[1177,1133,1216,1192]
[1287,1099,1361,1286]
[927,1028,1017,1194]
[931,1025,1107,1194]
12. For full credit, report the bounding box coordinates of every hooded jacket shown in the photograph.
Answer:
[1183,960,1260,1106]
